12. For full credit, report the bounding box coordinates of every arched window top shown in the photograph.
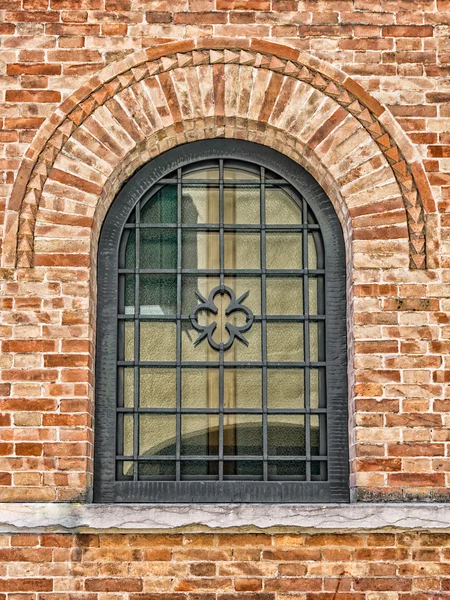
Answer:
[94,140,348,503]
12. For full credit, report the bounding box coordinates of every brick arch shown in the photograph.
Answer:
[3,37,435,270]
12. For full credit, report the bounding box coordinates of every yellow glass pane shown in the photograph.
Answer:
[224,369,262,409]
[310,369,319,409]
[224,187,260,224]
[223,414,262,455]
[182,232,220,270]
[140,322,176,361]
[182,185,219,224]
[123,368,134,408]
[139,415,176,456]
[224,277,261,315]
[266,278,303,315]
[181,414,219,455]
[182,368,219,408]
[123,414,134,456]
[183,168,219,180]
[267,323,304,362]
[267,369,304,409]
[266,187,302,225]
[124,322,134,361]
[122,461,133,476]
[140,368,176,408]
[224,233,260,270]
[223,167,259,181]
[308,233,318,269]
[309,278,318,315]
[267,415,305,456]
[310,414,325,456]
[182,322,218,362]
[266,233,302,270]
[224,323,261,362]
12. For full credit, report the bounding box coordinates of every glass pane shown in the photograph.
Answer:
[224,461,263,479]
[181,460,218,477]
[119,275,135,314]
[225,277,261,315]
[139,414,176,456]
[182,231,220,270]
[224,187,260,224]
[140,274,177,315]
[139,461,176,478]
[140,368,176,408]
[309,321,324,362]
[224,323,261,362]
[181,414,219,455]
[182,276,260,315]
[267,415,305,456]
[266,277,303,315]
[267,323,304,362]
[182,185,219,224]
[308,232,324,269]
[140,229,177,269]
[141,185,177,224]
[118,321,134,361]
[223,414,262,456]
[122,461,133,477]
[122,414,134,457]
[266,233,302,270]
[311,414,326,456]
[311,461,327,481]
[140,322,176,361]
[224,233,260,270]
[122,368,134,408]
[182,321,218,362]
[119,229,135,269]
[268,460,306,479]
[309,277,318,315]
[183,167,219,180]
[267,369,304,409]
[310,368,326,409]
[266,187,302,225]
[182,368,219,409]
[223,166,259,181]
[224,369,262,409]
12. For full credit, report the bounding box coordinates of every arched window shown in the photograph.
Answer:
[94,140,348,503]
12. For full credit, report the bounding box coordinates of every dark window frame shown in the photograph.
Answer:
[94,139,349,503]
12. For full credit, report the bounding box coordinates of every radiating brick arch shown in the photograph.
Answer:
[3,37,436,270]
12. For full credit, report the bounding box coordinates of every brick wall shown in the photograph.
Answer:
[0,2,450,503]
[0,531,450,597]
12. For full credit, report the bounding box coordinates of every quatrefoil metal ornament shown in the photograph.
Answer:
[190,285,254,351]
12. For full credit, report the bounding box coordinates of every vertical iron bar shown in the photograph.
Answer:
[176,169,182,481]
[219,159,224,481]
[303,198,311,482]
[261,167,268,482]
[134,205,140,482]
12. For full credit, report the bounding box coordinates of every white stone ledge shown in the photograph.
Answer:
[0,503,450,533]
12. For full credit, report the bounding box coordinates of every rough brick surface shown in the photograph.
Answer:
[0,532,447,597]
[0,2,450,506]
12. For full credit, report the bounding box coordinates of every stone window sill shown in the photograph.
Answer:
[0,503,449,533]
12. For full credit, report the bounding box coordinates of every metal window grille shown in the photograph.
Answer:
[94,140,349,503]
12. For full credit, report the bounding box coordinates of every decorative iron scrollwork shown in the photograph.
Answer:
[190,284,254,351]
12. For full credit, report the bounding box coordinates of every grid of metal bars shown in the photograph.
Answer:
[115,159,328,483]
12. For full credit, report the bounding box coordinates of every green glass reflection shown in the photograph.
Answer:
[266,187,302,225]
[139,414,176,456]
[140,322,176,361]
[140,274,177,315]
[310,322,324,362]
[266,233,302,270]
[224,369,262,409]
[224,233,260,270]
[121,229,135,269]
[182,185,219,224]
[224,461,263,479]
[139,461,176,478]
[181,461,219,477]
[266,278,303,315]
[182,231,220,270]
[141,185,177,224]
[121,274,135,314]
[268,460,306,478]
[267,415,305,456]
[311,461,327,480]
[223,414,262,456]
[182,368,219,409]
[267,323,304,362]
[140,368,176,408]
[140,229,177,269]
[224,186,260,224]
[311,414,326,456]
[181,414,219,455]
[267,369,304,409]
